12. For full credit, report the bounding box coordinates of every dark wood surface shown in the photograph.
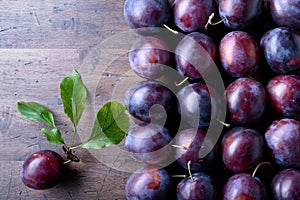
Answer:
[0,1,137,199]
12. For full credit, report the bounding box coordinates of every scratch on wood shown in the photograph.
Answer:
[27,143,41,149]
[19,190,22,200]
[0,27,17,32]
[6,169,13,200]
[11,135,21,140]
[0,107,13,134]
[98,168,112,195]
[68,191,73,199]
[24,62,33,66]
[84,190,98,193]
[30,11,40,25]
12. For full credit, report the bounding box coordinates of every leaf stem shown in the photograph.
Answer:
[69,143,83,150]
[70,127,77,147]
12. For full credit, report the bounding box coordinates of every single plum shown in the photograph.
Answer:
[124,0,171,34]
[219,31,259,77]
[175,32,217,80]
[124,123,173,164]
[225,77,266,125]
[265,118,300,168]
[20,150,64,190]
[125,165,172,200]
[222,127,264,173]
[271,168,300,200]
[173,0,216,32]
[268,0,300,29]
[266,74,300,117]
[124,81,176,123]
[223,173,267,200]
[219,0,263,29]
[129,36,171,80]
[177,172,217,200]
[174,128,217,171]
[260,27,300,73]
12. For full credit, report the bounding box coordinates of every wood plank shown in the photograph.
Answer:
[0,0,128,49]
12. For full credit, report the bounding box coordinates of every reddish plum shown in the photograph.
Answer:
[129,36,171,79]
[219,31,259,77]
[223,173,267,200]
[175,32,217,80]
[20,150,64,190]
[125,165,172,200]
[173,0,216,32]
[222,127,264,173]
[225,78,266,125]
[266,74,300,117]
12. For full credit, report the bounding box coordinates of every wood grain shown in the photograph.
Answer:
[0,0,135,199]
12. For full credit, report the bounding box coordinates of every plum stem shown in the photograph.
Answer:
[175,77,189,86]
[205,12,226,30]
[172,144,188,150]
[187,160,194,181]
[163,24,179,34]
[252,162,270,177]
[63,160,72,165]
[172,175,187,178]
[217,119,230,127]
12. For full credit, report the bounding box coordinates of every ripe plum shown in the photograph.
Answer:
[124,123,173,164]
[175,32,217,80]
[124,81,176,123]
[177,172,217,200]
[265,118,300,168]
[260,27,300,73]
[222,127,264,173]
[219,31,259,77]
[129,36,171,79]
[225,77,266,125]
[219,0,263,29]
[20,150,64,190]
[173,0,215,32]
[125,165,172,200]
[266,74,300,117]
[124,0,171,34]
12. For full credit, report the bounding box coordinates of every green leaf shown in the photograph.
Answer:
[82,101,129,149]
[41,128,65,145]
[17,102,56,128]
[60,69,87,129]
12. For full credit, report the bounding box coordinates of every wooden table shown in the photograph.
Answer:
[0,1,136,199]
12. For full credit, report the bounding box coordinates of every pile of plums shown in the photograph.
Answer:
[123,0,300,199]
